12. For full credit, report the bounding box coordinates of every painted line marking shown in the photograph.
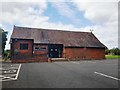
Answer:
[94,72,120,81]
[0,64,22,81]
[83,61,96,63]
[15,64,21,79]
[0,74,17,81]
[54,62,70,64]
[54,61,96,64]
[2,78,16,81]
[71,61,79,64]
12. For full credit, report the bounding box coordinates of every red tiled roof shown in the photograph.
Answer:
[11,26,106,48]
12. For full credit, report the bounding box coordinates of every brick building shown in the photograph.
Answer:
[10,26,106,62]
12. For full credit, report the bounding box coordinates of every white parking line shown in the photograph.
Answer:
[15,64,21,79]
[83,61,96,63]
[0,74,16,81]
[1,64,22,81]
[54,62,70,64]
[71,61,79,64]
[94,72,120,81]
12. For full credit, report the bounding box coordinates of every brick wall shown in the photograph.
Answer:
[11,41,49,62]
[63,47,105,60]
[85,48,105,59]
[33,44,48,60]
[11,39,33,59]
[11,40,105,62]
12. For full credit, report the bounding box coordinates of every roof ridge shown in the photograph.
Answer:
[14,25,91,34]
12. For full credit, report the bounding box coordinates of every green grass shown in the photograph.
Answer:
[105,55,120,59]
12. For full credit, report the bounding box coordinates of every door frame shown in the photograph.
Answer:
[48,44,63,58]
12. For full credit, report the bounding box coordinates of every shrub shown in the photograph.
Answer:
[3,50,10,60]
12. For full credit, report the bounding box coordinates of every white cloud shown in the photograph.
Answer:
[72,1,118,23]
[1,0,119,3]
[0,2,48,24]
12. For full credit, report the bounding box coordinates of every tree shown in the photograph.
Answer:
[111,48,120,55]
[0,28,8,57]
[105,48,120,55]
[105,48,110,55]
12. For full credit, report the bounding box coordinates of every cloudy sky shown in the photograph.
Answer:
[0,0,119,49]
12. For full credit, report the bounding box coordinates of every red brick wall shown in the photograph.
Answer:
[11,40,105,62]
[63,47,105,60]
[85,48,105,59]
[30,44,49,61]
[11,39,33,58]
[11,41,49,62]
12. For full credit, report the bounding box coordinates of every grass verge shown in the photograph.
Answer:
[105,55,120,59]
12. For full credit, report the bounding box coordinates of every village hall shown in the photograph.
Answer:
[10,26,106,63]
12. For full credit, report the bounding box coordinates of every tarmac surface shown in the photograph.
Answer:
[1,59,119,88]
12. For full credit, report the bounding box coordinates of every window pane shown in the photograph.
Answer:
[20,44,28,50]
[34,47,39,50]
[39,47,46,50]
[34,47,46,51]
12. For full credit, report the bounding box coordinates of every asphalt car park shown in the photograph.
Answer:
[2,59,119,88]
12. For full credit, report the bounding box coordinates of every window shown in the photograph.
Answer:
[35,47,39,50]
[39,47,46,50]
[20,44,28,50]
[34,47,46,51]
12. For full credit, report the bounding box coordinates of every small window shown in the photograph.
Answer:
[35,47,39,50]
[39,47,46,50]
[34,47,46,51]
[20,44,28,50]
